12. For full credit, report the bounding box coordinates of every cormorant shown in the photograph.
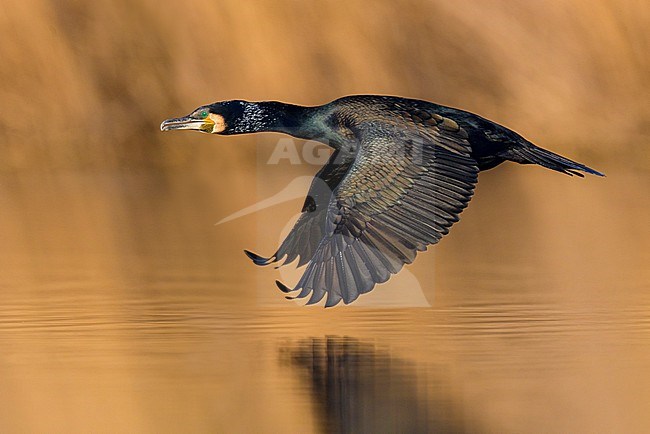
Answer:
[161,95,603,306]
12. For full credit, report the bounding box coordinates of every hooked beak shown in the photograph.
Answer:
[160,115,214,132]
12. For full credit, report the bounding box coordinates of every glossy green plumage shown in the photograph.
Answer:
[162,95,603,306]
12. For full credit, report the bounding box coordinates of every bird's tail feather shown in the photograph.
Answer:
[508,144,604,177]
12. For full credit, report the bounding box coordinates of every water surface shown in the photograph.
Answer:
[0,166,648,433]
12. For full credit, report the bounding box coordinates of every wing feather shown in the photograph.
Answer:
[278,118,479,306]
[245,150,354,267]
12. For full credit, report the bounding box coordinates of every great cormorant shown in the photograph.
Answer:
[161,95,603,306]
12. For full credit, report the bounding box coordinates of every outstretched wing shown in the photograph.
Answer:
[278,121,479,306]
[245,149,355,267]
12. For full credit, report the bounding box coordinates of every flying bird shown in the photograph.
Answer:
[161,95,603,306]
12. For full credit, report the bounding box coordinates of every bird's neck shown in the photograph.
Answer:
[233,101,323,141]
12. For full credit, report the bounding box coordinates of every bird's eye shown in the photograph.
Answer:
[193,109,209,119]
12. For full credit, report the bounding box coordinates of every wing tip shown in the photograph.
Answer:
[244,249,276,266]
[275,280,295,294]
[277,281,343,308]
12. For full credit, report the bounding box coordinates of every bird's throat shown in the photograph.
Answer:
[237,101,322,141]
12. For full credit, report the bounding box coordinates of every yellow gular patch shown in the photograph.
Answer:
[208,113,226,133]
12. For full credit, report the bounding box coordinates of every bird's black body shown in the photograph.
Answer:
[161,95,603,306]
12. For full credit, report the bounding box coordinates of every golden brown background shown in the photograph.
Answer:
[1,1,649,433]
[2,0,648,171]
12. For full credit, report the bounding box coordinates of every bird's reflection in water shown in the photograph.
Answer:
[282,337,470,434]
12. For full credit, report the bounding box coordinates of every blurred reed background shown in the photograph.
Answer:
[0,0,648,173]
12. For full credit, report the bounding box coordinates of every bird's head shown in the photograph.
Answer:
[160,100,273,135]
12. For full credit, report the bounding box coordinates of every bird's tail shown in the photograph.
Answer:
[507,143,604,177]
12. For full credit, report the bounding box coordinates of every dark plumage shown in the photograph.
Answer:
[161,95,603,306]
